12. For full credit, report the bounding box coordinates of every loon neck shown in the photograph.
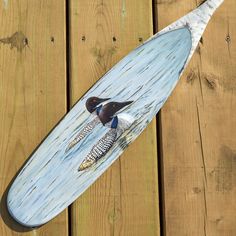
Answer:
[111,116,118,129]
[96,105,102,115]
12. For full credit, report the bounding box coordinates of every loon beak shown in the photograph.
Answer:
[114,101,133,112]
[98,101,133,125]
[97,97,110,104]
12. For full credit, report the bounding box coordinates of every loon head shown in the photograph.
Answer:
[98,101,133,125]
[86,97,110,113]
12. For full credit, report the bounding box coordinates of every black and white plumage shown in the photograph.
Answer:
[78,101,133,171]
[78,129,117,171]
[65,117,100,152]
[78,111,134,171]
[65,97,109,152]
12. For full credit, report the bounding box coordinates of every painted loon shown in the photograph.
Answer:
[65,97,110,152]
[78,101,134,171]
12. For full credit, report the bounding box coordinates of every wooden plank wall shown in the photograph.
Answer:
[155,0,236,235]
[69,1,160,235]
[0,0,68,235]
[0,0,235,236]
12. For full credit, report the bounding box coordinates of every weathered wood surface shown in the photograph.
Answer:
[6,0,223,227]
[156,0,236,235]
[69,0,160,235]
[0,0,68,235]
[0,0,234,235]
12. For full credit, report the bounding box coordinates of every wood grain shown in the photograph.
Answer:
[156,0,236,235]
[0,0,68,235]
[6,0,221,228]
[69,1,160,235]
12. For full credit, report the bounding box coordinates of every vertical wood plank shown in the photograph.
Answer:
[69,1,160,235]
[0,1,68,235]
[155,0,236,235]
